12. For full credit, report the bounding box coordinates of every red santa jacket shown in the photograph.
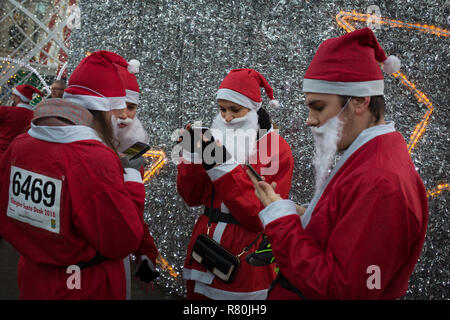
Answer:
[0,123,157,299]
[258,123,428,299]
[0,104,33,157]
[177,129,294,299]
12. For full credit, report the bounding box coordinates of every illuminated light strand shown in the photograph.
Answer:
[1,57,51,95]
[141,150,174,278]
[156,254,180,278]
[427,183,450,198]
[391,71,434,153]
[336,11,450,36]
[142,150,167,183]
[335,11,445,154]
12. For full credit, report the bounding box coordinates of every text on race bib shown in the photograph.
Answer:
[7,166,62,234]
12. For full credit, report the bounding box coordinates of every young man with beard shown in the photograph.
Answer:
[0,85,42,158]
[177,68,294,299]
[248,28,428,299]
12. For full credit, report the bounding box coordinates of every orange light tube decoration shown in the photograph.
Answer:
[142,150,167,183]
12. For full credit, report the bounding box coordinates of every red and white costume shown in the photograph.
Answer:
[260,123,428,299]
[0,84,42,158]
[0,103,33,158]
[178,68,293,299]
[178,129,293,299]
[0,51,158,299]
[259,28,428,299]
[112,60,150,153]
[0,123,153,299]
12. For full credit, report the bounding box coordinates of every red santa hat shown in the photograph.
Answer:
[216,68,279,111]
[302,27,401,96]
[12,84,43,103]
[115,59,140,105]
[63,50,139,111]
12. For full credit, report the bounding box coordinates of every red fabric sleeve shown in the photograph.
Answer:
[264,176,421,299]
[135,223,159,265]
[177,161,213,207]
[71,151,145,260]
[124,179,159,265]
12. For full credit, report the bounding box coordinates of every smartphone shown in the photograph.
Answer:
[246,163,263,181]
[190,126,211,140]
[123,141,151,160]
[179,126,211,152]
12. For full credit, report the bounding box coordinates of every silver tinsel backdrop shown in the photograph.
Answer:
[68,0,449,299]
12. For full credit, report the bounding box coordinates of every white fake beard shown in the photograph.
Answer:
[210,109,259,164]
[310,114,344,198]
[112,115,150,153]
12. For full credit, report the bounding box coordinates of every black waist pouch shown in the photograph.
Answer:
[191,234,240,283]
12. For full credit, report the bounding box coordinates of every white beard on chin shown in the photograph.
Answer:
[310,114,344,198]
[210,109,259,164]
[112,115,150,153]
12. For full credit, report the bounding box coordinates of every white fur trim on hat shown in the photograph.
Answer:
[125,89,139,105]
[381,55,401,74]
[216,88,262,111]
[63,92,126,111]
[13,87,31,103]
[127,59,140,74]
[302,78,384,96]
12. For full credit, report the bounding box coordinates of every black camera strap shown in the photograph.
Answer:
[204,187,240,226]
[204,186,262,257]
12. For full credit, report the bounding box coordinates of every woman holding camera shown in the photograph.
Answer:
[177,69,294,299]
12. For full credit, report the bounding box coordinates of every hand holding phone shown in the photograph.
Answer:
[123,141,151,160]
[177,124,210,153]
[246,166,282,207]
[201,133,233,170]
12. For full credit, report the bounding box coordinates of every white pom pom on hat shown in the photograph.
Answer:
[381,55,401,74]
[269,99,280,109]
[127,59,140,74]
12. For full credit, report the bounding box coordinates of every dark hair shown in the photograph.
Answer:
[257,107,272,131]
[339,95,385,123]
[89,110,118,153]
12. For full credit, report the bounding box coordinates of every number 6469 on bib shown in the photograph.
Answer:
[7,165,62,234]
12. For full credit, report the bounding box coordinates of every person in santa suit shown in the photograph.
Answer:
[248,28,429,299]
[0,50,157,299]
[0,84,43,158]
[110,60,159,284]
[177,68,294,299]
[111,59,149,153]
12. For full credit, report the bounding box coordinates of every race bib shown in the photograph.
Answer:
[7,166,62,234]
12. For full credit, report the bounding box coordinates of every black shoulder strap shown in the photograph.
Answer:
[273,272,307,299]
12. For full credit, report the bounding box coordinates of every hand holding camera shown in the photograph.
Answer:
[177,122,232,170]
